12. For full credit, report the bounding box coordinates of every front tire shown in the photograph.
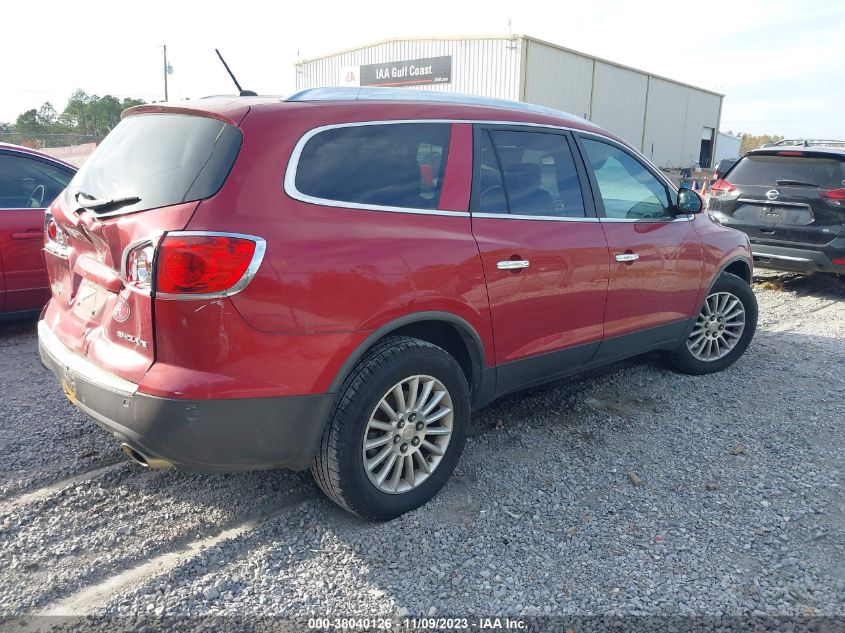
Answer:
[311,336,470,521]
[668,272,758,375]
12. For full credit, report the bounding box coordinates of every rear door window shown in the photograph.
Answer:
[473,129,586,217]
[0,154,74,209]
[728,155,845,188]
[69,114,242,215]
[294,123,451,210]
[580,138,672,220]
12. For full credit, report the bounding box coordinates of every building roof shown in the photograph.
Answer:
[296,35,724,98]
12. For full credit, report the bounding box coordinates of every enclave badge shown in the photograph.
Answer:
[117,331,148,349]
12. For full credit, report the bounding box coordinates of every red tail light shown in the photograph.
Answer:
[43,212,68,253]
[821,188,845,200]
[156,232,265,297]
[777,151,803,157]
[709,179,736,197]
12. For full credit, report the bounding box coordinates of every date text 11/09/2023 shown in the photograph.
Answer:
[307,617,527,630]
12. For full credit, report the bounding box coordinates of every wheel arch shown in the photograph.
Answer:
[720,257,752,285]
[328,312,490,407]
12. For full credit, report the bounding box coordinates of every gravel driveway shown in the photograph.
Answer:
[1,272,843,627]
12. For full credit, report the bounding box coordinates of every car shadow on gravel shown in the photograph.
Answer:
[754,271,845,300]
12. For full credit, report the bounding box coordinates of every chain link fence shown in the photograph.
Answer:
[0,133,102,167]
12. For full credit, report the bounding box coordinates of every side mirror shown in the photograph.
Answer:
[677,188,703,213]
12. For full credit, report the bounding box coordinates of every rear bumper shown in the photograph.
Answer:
[750,238,845,274]
[38,320,333,472]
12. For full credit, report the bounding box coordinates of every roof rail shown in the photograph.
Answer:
[769,139,845,148]
[286,87,588,123]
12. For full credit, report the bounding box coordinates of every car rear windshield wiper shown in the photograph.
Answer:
[75,191,141,211]
[774,179,818,187]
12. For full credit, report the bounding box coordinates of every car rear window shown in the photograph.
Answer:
[69,114,242,214]
[294,123,451,210]
[729,155,845,188]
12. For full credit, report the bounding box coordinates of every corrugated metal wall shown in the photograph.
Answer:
[641,78,690,167]
[590,62,649,148]
[296,38,523,101]
[525,40,721,167]
[642,77,721,168]
[296,37,723,168]
[522,40,592,119]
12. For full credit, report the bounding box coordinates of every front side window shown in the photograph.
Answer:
[581,139,672,220]
[295,123,451,210]
[474,129,585,217]
[0,154,73,209]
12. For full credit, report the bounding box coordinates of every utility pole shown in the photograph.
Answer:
[162,45,169,101]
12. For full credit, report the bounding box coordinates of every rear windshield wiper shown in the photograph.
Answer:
[774,179,818,187]
[75,190,141,212]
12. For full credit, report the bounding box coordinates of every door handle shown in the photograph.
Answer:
[497,260,530,270]
[614,253,640,263]
[12,230,44,240]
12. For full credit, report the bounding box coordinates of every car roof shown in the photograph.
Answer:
[122,87,619,143]
[0,141,77,169]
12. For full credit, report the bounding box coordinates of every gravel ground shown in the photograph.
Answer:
[0,272,843,627]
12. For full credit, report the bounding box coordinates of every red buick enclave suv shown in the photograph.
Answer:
[39,88,757,520]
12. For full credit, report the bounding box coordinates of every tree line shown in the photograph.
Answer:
[0,90,146,145]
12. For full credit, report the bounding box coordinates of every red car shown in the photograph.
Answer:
[38,89,757,520]
[0,143,75,318]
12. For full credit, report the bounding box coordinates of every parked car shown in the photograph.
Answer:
[711,157,738,183]
[708,144,845,274]
[0,143,75,319]
[38,89,757,520]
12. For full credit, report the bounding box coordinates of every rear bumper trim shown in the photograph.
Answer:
[38,320,334,472]
[752,252,812,263]
[38,320,138,397]
[749,242,845,273]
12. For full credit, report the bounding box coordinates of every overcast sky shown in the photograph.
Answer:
[3,0,843,138]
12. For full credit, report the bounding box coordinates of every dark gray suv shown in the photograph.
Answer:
[707,143,845,274]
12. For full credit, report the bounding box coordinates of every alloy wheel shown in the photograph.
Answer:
[686,291,746,361]
[362,375,454,494]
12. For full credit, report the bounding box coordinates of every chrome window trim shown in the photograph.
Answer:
[155,231,267,301]
[38,320,139,397]
[284,120,470,218]
[600,214,695,223]
[472,212,599,223]
[284,119,681,220]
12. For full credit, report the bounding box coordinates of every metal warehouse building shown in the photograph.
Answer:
[295,35,724,169]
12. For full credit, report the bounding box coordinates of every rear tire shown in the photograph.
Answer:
[667,272,757,375]
[311,336,470,521]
